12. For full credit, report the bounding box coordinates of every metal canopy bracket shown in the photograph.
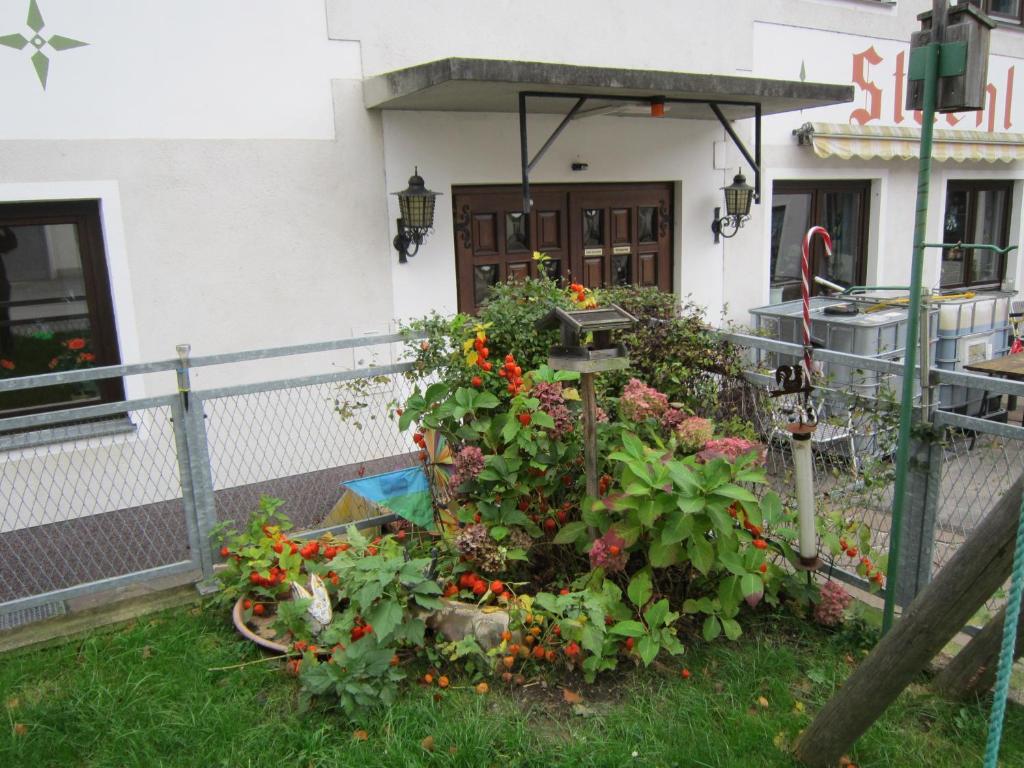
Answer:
[518,91,762,213]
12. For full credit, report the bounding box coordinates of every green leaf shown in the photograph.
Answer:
[687,537,714,575]
[703,615,722,642]
[424,382,449,406]
[365,600,403,640]
[661,512,694,545]
[638,499,662,527]
[718,576,742,613]
[643,598,670,629]
[721,617,743,641]
[676,495,705,514]
[759,491,783,524]
[490,525,509,541]
[621,432,646,459]
[627,569,653,608]
[553,521,588,545]
[531,410,555,429]
[582,504,610,531]
[609,620,646,638]
[473,391,500,409]
[740,573,763,599]
[648,540,679,568]
[735,468,767,484]
[501,417,521,443]
[718,550,747,577]
[580,623,604,655]
[711,483,757,502]
[637,636,659,666]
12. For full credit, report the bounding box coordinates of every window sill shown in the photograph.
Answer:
[0,415,137,452]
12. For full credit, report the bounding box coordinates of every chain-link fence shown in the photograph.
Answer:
[720,331,1024,613]
[0,331,425,627]
[4,326,1023,630]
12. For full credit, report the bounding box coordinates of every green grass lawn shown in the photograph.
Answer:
[0,604,1021,768]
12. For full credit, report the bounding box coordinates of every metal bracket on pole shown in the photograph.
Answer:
[708,102,762,203]
[518,90,762,212]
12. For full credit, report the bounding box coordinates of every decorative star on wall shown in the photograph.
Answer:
[0,0,88,89]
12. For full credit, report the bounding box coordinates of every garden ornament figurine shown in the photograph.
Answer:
[290,572,333,632]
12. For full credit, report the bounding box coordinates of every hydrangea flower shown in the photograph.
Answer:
[589,530,628,573]
[454,523,531,572]
[675,416,714,453]
[661,408,685,431]
[619,378,669,422]
[695,437,766,466]
[532,381,573,438]
[451,445,485,490]
[813,580,853,627]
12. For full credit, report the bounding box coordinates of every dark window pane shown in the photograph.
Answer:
[542,258,561,281]
[473,264,499,306]
[819,191,863,286]
[612,254,631,286]
[942,183,1010,288]
[638,207,656,243]
[970,187,1009,284]
[505,212,529,252]
[770,193,812,293]
[942,189,969,287]
[583,209,603,246]
[0,223,101,413]
[988,0,1021,19]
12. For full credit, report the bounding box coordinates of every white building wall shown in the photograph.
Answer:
[2,0,1024,532]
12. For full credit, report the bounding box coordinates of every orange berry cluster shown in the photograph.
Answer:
[498,353,524,395]
[472,333,493,373]
[568,282,597,309]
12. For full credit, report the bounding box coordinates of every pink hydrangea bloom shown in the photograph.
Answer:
[661,408,685,431]
[675,416,714,453]
[451,445,485,490]
[532,381,573,438]
[619,378,669,422]
[813,580,853,627]
[696,437,766,466]
[589,530,628,573]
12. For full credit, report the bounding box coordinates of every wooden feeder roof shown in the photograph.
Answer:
[535,304,638,334]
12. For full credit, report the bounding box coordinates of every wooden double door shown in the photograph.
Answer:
[453,183,673,313]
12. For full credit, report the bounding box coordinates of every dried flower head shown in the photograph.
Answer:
[695,437,765,466]
[675,416,714,453]
[589,530,628,573]
[619,378,669,422]
[813,580,853,627]
[451,445,485,491]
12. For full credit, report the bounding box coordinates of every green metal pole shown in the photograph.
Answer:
[883,40,940,636]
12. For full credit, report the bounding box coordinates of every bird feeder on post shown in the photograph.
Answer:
[536,305,637,521]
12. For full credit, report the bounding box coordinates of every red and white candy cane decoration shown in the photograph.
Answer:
[801,226,833,388]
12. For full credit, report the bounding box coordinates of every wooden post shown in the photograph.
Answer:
[933,596,1024,700]
[793,476,1023,768]
[581,371,598,536]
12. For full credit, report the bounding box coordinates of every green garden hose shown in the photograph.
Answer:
[983,492,1024,766]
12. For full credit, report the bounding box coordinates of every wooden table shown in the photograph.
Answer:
[964,355,1024,423]
[964,354,1024,380]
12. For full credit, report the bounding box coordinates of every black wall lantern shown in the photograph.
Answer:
[392,167,441,263]
[711,170,755,244]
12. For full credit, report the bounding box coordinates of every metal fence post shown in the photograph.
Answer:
[176,343,219,592]
[894,419,943,606]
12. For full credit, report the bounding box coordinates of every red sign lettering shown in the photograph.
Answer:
[851,48,1014,133]
[850,46,883,125]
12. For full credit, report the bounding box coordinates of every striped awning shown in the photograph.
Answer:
[795,122,1024,163]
